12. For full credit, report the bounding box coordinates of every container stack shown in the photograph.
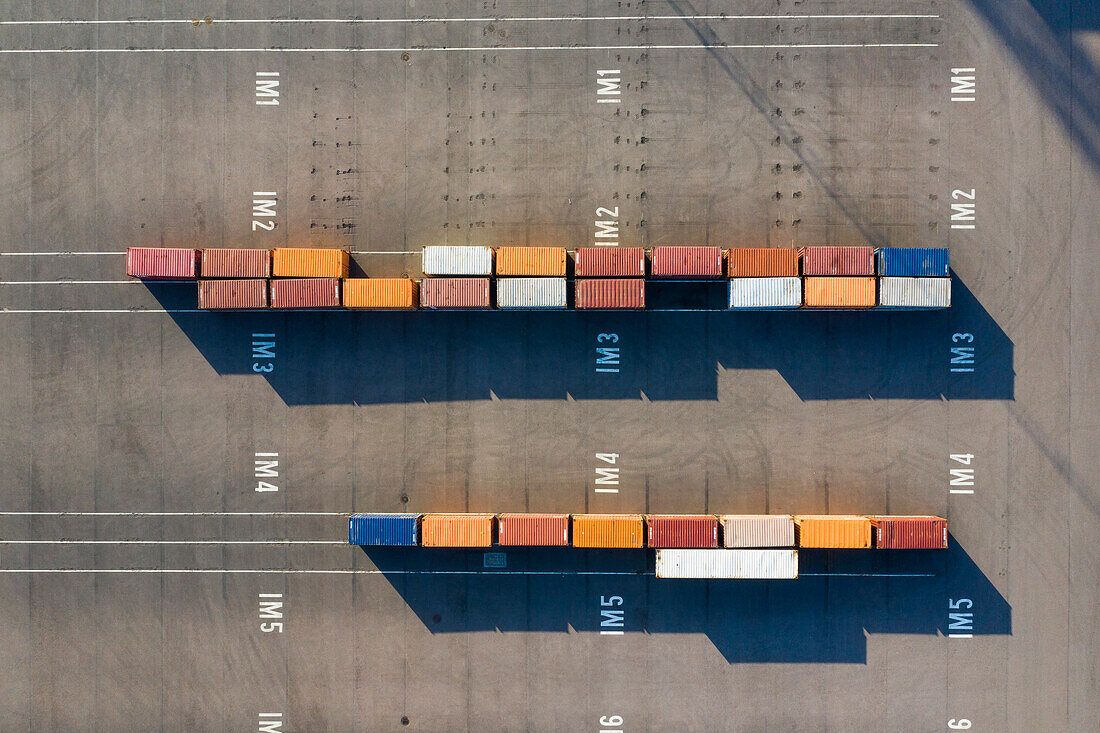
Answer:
[876,247,951,308]
[802,246,876,308]
[726,248,802,309]
[497,513,570,546]
[572,514,644,548]
[649,246,724,279]
[343,278,418,309]
[574,247,646,310]
[196,248,271,310]
[420,513,495,547]
[270,248,347,309]
[494,246,568,309]
[126,247,200,280]
[655,549,799,579]
[420,246,493,309]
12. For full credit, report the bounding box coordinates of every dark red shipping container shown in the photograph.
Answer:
[802,246,874,276]
[125,247,200,279]
[872,516,948,549]
[419,277,491,309]
[200,248,271,278]
[575,278,645,310]
[198,279,268,310]
[649,246,724,278]
[574,247,646,277]
[497,514,570,546]
[646,515,719,548]
[269,278,340,308]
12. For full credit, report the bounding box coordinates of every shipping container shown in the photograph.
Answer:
[802,246,875,276]
[125,247,200,279]
[650,246,724,279]
[342,278,418,309]
[419,277,491,309]
[348,514,420,546]
[872,516,948,549]
[876,247,949,277]
[646,515,719,548]
[496,277,568,309]
[728,277,802,309]
[721,515,797,548]
[726,248,800,277]
[497,513,570,546]
[877,277,951,309]
[803,276,876,308]
[572,514,644,548]
[796,515,872,548]
[575,278,645,310]
[574,247,646,277]
[421,513,495,547]
[269,278,341,309]
[271,248,349,278]
[495,246,567,276]
[655,549,798,579]
[197,279,268,310]
[200,248,271,278]
[421,245,494,276]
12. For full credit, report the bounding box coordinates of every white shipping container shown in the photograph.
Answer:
[728,277,802,309]
[878,277,951,308]
[655,549,799,579]
[496,277,567,309]
[721,515,796,548]
[421,246,494,276]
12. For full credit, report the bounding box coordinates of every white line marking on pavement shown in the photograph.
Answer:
[0,15,942,26]
[0,569,937,576]
[0,251,125,255]
[0,43,939,54]
[0,280,139,284]
[0,511,346,516]
[0,540,346,545]
[0,309,206,313]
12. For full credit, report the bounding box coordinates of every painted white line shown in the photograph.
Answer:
[0,43,939,54]
[0,511,346,516]
[0,251,125,256]
[0,540,345,545]
[0,280,139,285]
[349,251,419,255]
[0,15,942,26]
[0,309,206,313]
[0,568,937,576]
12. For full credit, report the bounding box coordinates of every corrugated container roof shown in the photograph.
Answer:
[497,513,570,546]
[646,515,719,548]
[803,276,876,308]
[421,513,494,547]
[802,246,874,276]
[650,246,724,278]
[496,277,567,309]
[876,247,950,277]
[727,248,800,277]
[721,515,796,548]
[200,248,271,278]
[572,514,643,548]
[796,515,872,548]
[878,277,951,309]
[271,248,350,278]
[125,247,200,279]
[348,514,420,546]
[419,277,491,309]
[575,278,645,310]
[728,277,802,309]
[871,516,948,549]
[495,246,567,276]
[655,549,799,579]
[197,279,268,310]
[421,245,494,276]
[269,278,341,309]
[574,247,646,277]
[342,278,418,309]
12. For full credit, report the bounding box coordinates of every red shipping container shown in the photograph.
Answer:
[200,248,271,278]
[649,246,724,278]
[269,278,340,308]
[575,279,645,310]
[198,279,268,310]
[497,514,570,546]
[125,247,200,279]
[419,277,491,309]
[574,247,646,277]
[802,246,874,276]
[646,515,719,548]
[872,516,948,549]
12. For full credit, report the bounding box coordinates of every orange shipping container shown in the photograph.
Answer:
[796,515,872,548]
[495,246,567,276]
[572,514,644,548]
[342,278,418,309]
[803,276,876,308]
[727,248,800,277]
[421,514,494,547]
[272,248,350,278]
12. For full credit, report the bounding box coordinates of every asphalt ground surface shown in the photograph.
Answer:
[0,1,1098,731]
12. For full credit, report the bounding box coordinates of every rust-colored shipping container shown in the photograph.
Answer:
[497,513,570,546]
[803,276,876,308]
[726,248,800,277]
[197,279,268,310]
[872,516,948,549]
[802,246,874,276]
[574,247,646,277]
[796,515,872,548]
[575,278,645,310]
[421,513,494,547]
[495,246,567,276]
[200,248,271,278]
[646,515,719,548]
[125,247,200,279]
[419,277,491,309]
[269,278,341,309]
[271,248,350,278]
[342,278,418,309]
[572,514,644,548]
[649,246,724,278]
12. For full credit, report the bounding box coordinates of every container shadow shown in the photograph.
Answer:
[358,533,1009,664]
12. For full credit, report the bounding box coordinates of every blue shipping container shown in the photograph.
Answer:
[876,248,950,277]
[348,514,420,546]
